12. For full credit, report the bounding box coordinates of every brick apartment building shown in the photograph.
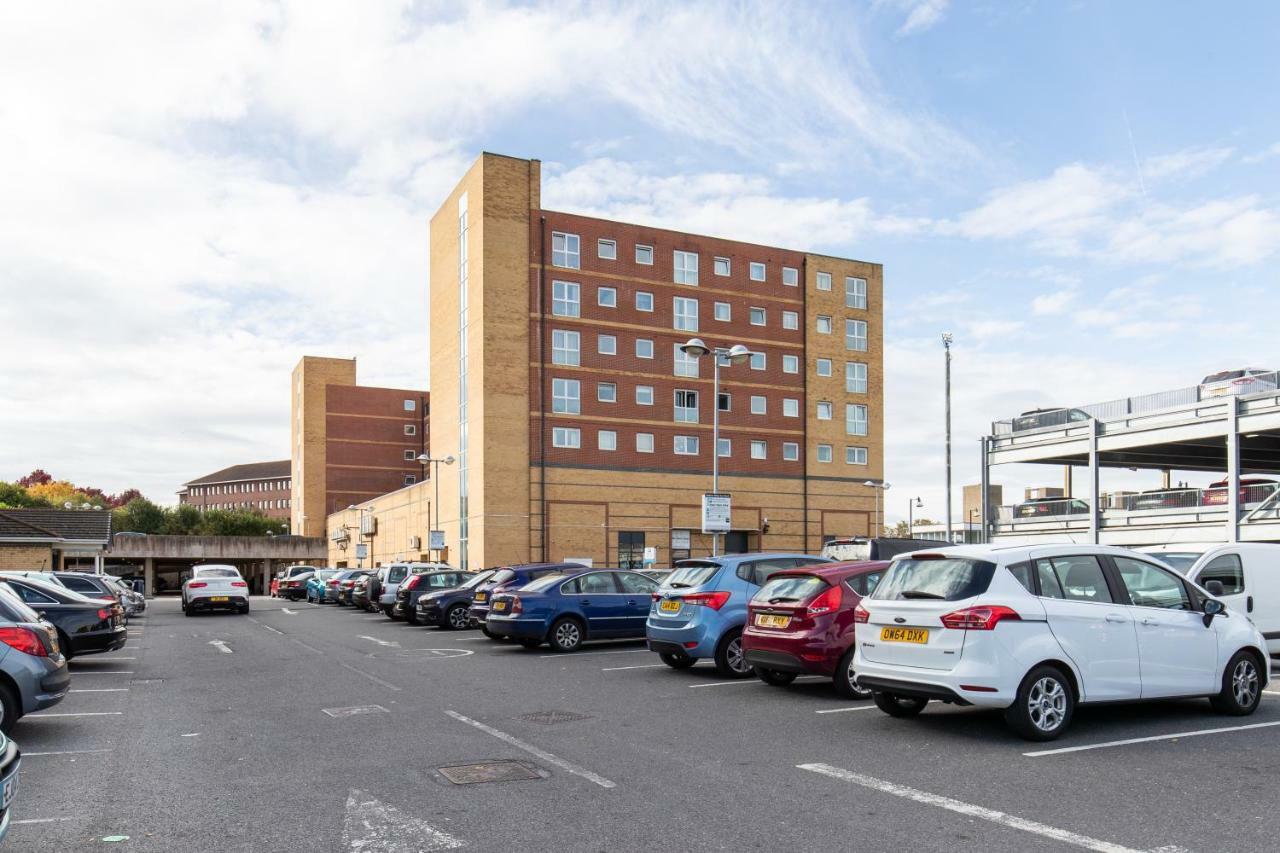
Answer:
[179,460,293,520]
[292,356,429,538]
[327,152,883,570]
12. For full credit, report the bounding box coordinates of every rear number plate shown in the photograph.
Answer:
[492,601,507,612]
[659,600,681,614]
[210,596,229,603]
[754,614,790,629]
[880,626,928,644]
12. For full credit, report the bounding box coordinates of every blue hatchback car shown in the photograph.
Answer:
[486,568,659,652]
[646,553,831,677]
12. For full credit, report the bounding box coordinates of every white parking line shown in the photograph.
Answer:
[358,635,401,648]
[12,817,81,825]
[72,670,134,675]
[208,640,233,654]
[1024,720,1280,757]
[24,749,114,757]
[815,706,878,714]
[27,712,124,718]
[80,656,135,661]
[71,688,129,693]
[690,676,825,689]
[602,664,669,672]
[537,648,649,659]
[444,709,616,789]
[798,763,1151,853]
[338,661,402,692]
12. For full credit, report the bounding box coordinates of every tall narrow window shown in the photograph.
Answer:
[551,232,580,269]
[845,319,868,351]
[782,310,798,330]
[783,398,799,417]
[846,361,868,394]
[817,401,833,420]
[717,438,732,457]
[674,250,699,285]
[551,329,580,365]
[782,267,798,287]
[816,315,832,334]
[816,271,831,291]
[674,344,699,377]
[845,276,867,309]
[551,378,580,414]
[552,281,579,317]
[846,404,869,436]
[674,389,699,423]
[673,296,699,331]
[817,444,833,463]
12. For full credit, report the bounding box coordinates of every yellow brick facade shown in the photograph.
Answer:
[0,544,55,571]
[292,356,357,538]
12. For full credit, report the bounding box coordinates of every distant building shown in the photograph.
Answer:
[0,508,112,571]
[963,483,1003,525]
[291,356,429,538]
[179,460,292,521]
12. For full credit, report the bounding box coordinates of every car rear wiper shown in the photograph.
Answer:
[899,590,946,600]
[768,596,800,604]
[668,582,692,589]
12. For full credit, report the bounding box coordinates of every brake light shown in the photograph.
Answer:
[188,582,207,589]
[0,626,47,657]
[404,576,420,590]
[511,596,523,615]
[682,591,731,610]
[97,608,113,621]
[651,593,661,602]
[328,580,339,586]
[940,605,1021,630]
[807,584,842,615]
[853,603,869,623]
[232,581,247,588]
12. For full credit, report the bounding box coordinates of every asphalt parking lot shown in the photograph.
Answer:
[8,596,1280,852]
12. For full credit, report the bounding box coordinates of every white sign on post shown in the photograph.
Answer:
[429,530,445,551]
[642,546,657,565]
[355,543,368,561]
[701,493,731,533]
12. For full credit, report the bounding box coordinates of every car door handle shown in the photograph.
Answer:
[626,599,637,606]
[1105,614,1126,623]
[1247,596,1254,613]
[581,600,591,606]
[1141,617,1157,626]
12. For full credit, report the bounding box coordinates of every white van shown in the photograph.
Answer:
[1140,543,1280,654]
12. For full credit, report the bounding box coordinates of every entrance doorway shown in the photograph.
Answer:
[723,531,749,554]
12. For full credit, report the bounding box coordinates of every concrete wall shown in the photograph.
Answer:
[108,535,326,560]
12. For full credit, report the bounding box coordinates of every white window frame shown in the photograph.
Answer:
[749,262,766,281]
[598,430,618,451]
[817,444,833,463]
[845,276,867,310]
[846,446,869,465]
[598,334,616,356]
[597,239,616,260]
[404,424,416,435]
[846,319,868,351]
[404,399,416,411]
[817,401,833,420]
[782,354,799,374]
[636,385,654,406]
[750,395,767,415]
[597,286,617,307]
[816,315,832,334]
[552,427,581,448]
[551,232,580,269]
[674,389,699,423]
[782,310,798,330]
[750,440,767,460]
[673,296,699,332]
[597,382,616,403]
[636,291,654,312]
[718,392,731,412]
[749,307,766,326]
[674,250,699,286]
[674,435,700,456]
[551,329,580,366]
[636,432,655,453]
[816,358,832,377]
[551,280,580,317]
[749,352,766,371]
[847,404,869,436]
[636,338,654,359]
[635,244,653,265]
[816,271,832,291]
[782,266,798,287]
[552,378,580,414]
[717,437,731,457]
[782,442,800,461]
[714,301,731,322]
[714,256,731,276]
[846,361,868,394]
[783,398,799,418]
[403,449,416,461]
[674,344,699,378]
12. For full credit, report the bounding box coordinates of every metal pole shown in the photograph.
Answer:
[433,459,440,559]
[979,436,990,544]
[944,334,953,543]
[907,498,913,539]
[711,354,721,557]
[874,488,880,536]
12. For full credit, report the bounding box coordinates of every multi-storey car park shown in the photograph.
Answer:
[981,371,1280,545]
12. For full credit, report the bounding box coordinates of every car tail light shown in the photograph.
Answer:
[682,591,731,610]
[0,627,47,657]
[940,605,1021,630]
[853,603,869,623]
[405,576,421,591]
[651,593,661,602]
[807,584,842,616]
[232,581,247,588]
[511,596,523,615]
[97,608,113,621]
[328,580,339,586]
[188,582,207,589]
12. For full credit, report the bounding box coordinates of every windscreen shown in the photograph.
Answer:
[459,570,495,590]
[0,584,42,623]
[1150,552,1204,575]
[662,562,721,589]
[387,566,409,584]
[753,575,827,605]
[317,570,338,580]
[521,573,569,593]
[871,558,997,602]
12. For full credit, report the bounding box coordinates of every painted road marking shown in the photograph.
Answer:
[1024,720,1280,757]
[799,763,1154,853]
[602,664,669,671]
[537,648,649,659]
[338,661,402,692]
[68,670,133,675]
[71,688,129,693]
[28,712,125,718]
[358,635,401,648]
[324,704,390,718]
[24,749,115,757]
[290,638,323,655]
[815,706,878,714]
[342,789,464,852]
[208,640,233,654]
[444,709,616,789]
[12,817,81,825]
[282,608,298,615]
[690,675,826,689]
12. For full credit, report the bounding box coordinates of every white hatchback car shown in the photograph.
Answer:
[854,544,1269,740]
[182,564,249,616]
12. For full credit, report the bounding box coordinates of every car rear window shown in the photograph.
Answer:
[521,574,567,593]
[663,562,721,589]
[196,568,240,579]
[754,575,827,605]
[459,571,493,590]
[387,566,408,584]
[1151,552,1203,574]
[871,558,996,602]
[489,569,516,586]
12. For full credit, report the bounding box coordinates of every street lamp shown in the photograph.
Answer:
[347,505,373,568]
[864,481,891,536]
[678,338,754,557]
[908,496,923,539]
[942,332,954,543]
[416,454,456,559]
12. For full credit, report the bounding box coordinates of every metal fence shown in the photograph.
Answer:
[998,482,1280,523]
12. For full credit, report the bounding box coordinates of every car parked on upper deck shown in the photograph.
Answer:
[487,568,659,652]
[0,573,127,657]
[743,560,888,698]
[305,569,339,604]
[1010,407,1092,432]
[1013,497,1090,518]
[1200,368,1277,398]
[854,544,1269,741]
[469,563,586,638]
[181,564,249,615]
[394,570,476,625]
[647,553,832,677]
[0,583,69,732]
[415,569,495,630]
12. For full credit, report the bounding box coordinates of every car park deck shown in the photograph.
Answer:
[9,596,1280,852]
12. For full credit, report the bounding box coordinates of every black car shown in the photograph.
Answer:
[416,569,495,629]
[336,570,370,606]
[0,575,126,659]
[277,568,316,601]
[1013,497,1090,518]
[53,572,125,606]
[394,570,477,625]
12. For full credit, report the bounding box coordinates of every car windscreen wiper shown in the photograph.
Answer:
[899,590,946,600]
[668,582,692,589]
[768,596,800,604]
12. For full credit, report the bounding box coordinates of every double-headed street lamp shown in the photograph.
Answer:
[416,454,456,559]
[908,496,923,539]
[863,480,891,536]
[678,338,754,557]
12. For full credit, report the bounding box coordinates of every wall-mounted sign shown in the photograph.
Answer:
[355,543,368,561]
[701,493,731,533]
[670,529,691,550]
[642,547,657,565]
[429,530,446,551]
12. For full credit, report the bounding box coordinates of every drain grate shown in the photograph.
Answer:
[518,710,591,725]
[439,760,541,785]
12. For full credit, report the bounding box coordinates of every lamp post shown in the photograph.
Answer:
[416,454,456,560]
[908,496,922,539]
[942,332,954,543]
[678,338,754,557]
[347,505,372,568]
[863,480,891,536]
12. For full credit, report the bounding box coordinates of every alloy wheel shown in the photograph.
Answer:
[1232,658,1259,707]
[448,607,468,630]
[1028,676,1067,732]
[555,622,580,648]
[726,637,748,674]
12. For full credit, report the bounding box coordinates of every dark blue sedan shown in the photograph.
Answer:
[485,569,659,652]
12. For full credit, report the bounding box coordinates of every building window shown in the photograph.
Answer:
[717,438,731,457]
[846,276,867,309]
[750,440,767,459]
[674,344,699,378]
[598,239,616,260]
[782,442,800,461]
[714,301,730,322]
[636,291,654,312]
[816,271,832,291]
[816,358,832,377]
[404,399,416,411]
[783,398,799,417]
[636,338,654,359]
[846,319,868,351]
[403,450,416,461]
[817,401,833,420]
[750,395,767,415]
[636,385,654,405]
[636,244,653,265]
[782,354,799,374]
[598,286,617,307]
[552,378,581,414]
[404,475,417,485]
[846,446,869,465]
[714,257,731,276]
[782,310,798,330]
[674,389,699,423]
[846,361,868,394]
[816,315,832,334]
[599,430,617,451]
[847,404,869,436]
[718,392,731,412]
[598,334,616,355]
[749,262,766,281]
[674,435,700,455]
[552,280,580,317]
[817,444,833,463]
[598,382,617,403]
[636,432,654,453]
[552,330,580,365]
[552,427,581,448]
[749,307,766,326]
[674,250,699,285]
[749,352,766,371]
[404,424,417,435]
[673,296,698,331]
[552,232,580,269]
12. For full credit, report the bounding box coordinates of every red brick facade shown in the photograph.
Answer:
[323,385,429,517]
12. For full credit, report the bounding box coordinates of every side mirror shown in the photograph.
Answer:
[1203,598,1225,627]
[1205,580,1225,597]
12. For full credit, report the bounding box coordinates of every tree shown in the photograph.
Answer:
[17,470,52,488]
[0,482,52,509]
[113,498,167,534]
[164,504,203,535]
[26,480,97,509]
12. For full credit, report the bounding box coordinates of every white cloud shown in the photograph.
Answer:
[1143,146,1234,180]
[1031,289,1077,315]
[877,0,951,35]
[1241,142,1280,165]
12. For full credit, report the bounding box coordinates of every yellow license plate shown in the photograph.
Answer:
[659,599,681,613]
[475,592,487,602]
[492,601,507,612]
[210,596,229,603]
[880,626,928,644]
[754,614,790,629]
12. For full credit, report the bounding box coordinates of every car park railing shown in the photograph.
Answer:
[998,482,1280,529]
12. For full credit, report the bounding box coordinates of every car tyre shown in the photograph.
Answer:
[713,628,752,678]
[0,681,19,735]
[480,626,503,641]
[238,604,250,615]
[833,647,873,700]
[547,618,584,653]
[1210,650,1264,716]
[1004,665,1074,741]
[872,691,928,718]
[445,605,469,631]
[755,668,797,687]
[659,652,696,670]
[183,601,193,618]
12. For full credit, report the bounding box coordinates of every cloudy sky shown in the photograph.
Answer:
[3,1,1279,521]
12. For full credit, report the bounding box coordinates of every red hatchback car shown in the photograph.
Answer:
[741,560,888,698]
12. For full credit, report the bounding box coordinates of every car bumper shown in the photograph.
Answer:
[9,653,71,714]
[646,620,720,659]
[853,658,1012,707]
[0,742,18,843]
[418,603,444,624]
[468,605,490,625]
[186,596,247,613]
[742,647,833,676]
[71,625,129,655]
[484,616,544,639]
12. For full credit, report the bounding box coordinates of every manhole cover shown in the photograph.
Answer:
[323,704,389,718]
[519,710,591,725]
[439,760,541,785]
